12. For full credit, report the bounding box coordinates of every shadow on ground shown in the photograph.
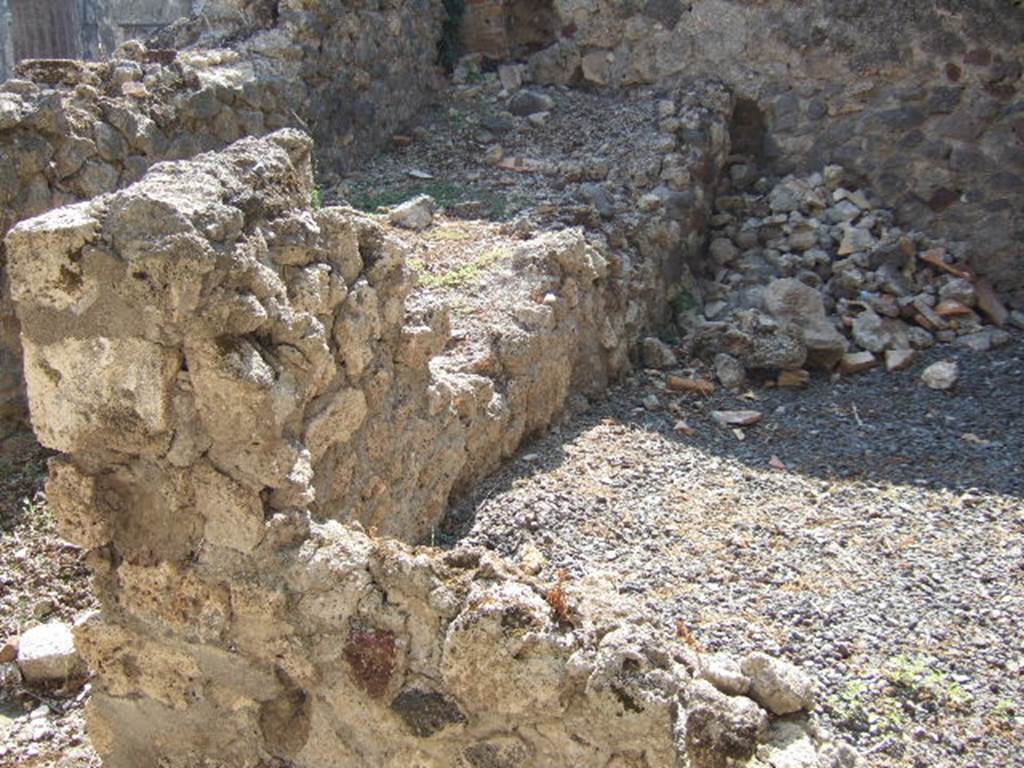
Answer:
[442,335,1023,542]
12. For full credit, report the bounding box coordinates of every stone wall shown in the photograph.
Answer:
[7,123,857,768]
[105,0,192,42]
[9,0,84,61]
[0,2,10,81]
[0,0,449,439]
[156,0,447,171]
[0,45,296,435]
[482,0,1024,296]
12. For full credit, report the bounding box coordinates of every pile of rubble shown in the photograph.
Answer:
[682,165,1018,391]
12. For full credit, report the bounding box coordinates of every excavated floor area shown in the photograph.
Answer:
[444,339,1024,768]
[1,77,1022,767]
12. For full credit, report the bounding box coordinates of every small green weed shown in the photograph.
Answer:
[311,187,324,210]
[671,289,697,316]
[410,247,510,291]
[348,180,518,221]
[991,699,1016,721]
[884,655,973,713]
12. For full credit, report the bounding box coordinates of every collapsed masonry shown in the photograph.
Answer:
[9,109,854,764]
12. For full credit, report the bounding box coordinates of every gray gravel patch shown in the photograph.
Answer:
[443,337,1024,768]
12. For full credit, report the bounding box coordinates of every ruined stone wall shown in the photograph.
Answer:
[150,0,447,171]
[7,122,855,768]
[493,0,1024,296]
[0,46,296,435]
[0,0,449,438]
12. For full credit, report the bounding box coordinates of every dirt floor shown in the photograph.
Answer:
[0,437,97,768]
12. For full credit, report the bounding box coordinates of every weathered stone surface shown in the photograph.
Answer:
[885,349,916,372]
[388,194,437,231]
[851,311,911,354]
[681,679,769,765]
[8,123,862,768]
[741,652,816,716]
[762,279,847,369]
[509,90,555,117]
[921,360,959,390]
[714,353,746,389]
[16,622,84,683]
[641,337,677,369]
[712,410,762,427]
[839,351,878,375]
[700,653,752,697]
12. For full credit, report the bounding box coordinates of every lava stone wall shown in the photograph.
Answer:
[505,0,1024,297]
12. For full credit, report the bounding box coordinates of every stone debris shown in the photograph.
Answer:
[0,662,22,688]
[508,89,555,117]
[712,410,763,427]
[686,167,1015,389]
[741,652,817,716]
[0,637,17,663]
[839,351,877,375]
[673,419,696,436]
[388,194,437,230]
[667,376,715,396]
[700,653,752,697]
[777,369,810,388]
[714,353,747,389]
[921,360,959,390]
[884,348,916,372]
[641,337,678,369]
[15,622,83,684]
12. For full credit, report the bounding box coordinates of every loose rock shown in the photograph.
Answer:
[712,410,762,427]
[920,360,958,390]
[388,194,437,230]
[741,652,816,716]
[641,337,677,369]
[714,353,746,389]
[16,622,84,684]
[839,351,877,374]
[884,348,916,372]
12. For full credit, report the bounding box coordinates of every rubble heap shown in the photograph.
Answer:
[685,165,1016,389]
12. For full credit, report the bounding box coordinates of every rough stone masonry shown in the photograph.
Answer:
[0,0,445,439]
[3,1,1020,765]
[7,125,856,766]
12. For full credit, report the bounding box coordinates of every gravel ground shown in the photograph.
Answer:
[329,78,674,236]
[0,439,98,768]
[445,336,1024,768]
